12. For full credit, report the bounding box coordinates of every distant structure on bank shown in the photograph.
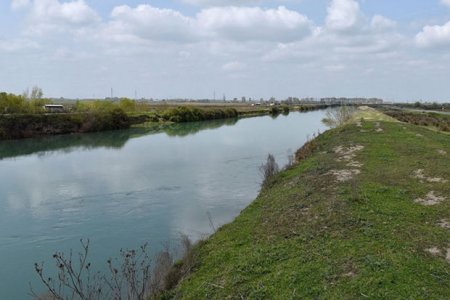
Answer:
[43,104,64,113]
[320,97,383,104]
[319,97,383,105]
[282,97,383,105]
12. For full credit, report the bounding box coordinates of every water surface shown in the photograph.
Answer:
[0,111,328,298]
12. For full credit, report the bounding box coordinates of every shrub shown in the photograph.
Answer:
[295,135,318,162]
[259,154,279,187]
[161,107,238,123]
[384,110,450,132]
[270,106,280,115]
[31,235,196,300]
[322,105,356,128]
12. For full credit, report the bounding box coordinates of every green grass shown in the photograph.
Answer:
[166,113,450,299]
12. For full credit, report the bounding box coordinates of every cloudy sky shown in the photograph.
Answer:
[1,0,449,101]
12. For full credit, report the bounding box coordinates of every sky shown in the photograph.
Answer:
[1,0,450,101]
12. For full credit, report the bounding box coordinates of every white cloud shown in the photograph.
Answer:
[107,5,196,42]
[197,6,311,42]
[261,1,403,67]
[416,21,450,48]
[325,64,346,72]
[31,0,99,24]
[19,0,100,35]
[181,0,261,5]
[11,0,30,10]
[222,61,246,71]
[441,0,450,8]
[325,0,362,32]
[371,15,396,31]
[0,38,39,52]
[100,5,312,44]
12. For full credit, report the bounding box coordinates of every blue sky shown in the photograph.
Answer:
[1,0,450,101]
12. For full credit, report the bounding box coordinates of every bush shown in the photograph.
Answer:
[162,107,238,123]
[270,106,281,115]
[295,135,318,162]
[259,154,279,187]
[0,92,49,114]
[384,110,450,132]
[322,105,356,128]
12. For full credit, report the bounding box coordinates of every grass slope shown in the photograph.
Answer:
[170,111,450,299]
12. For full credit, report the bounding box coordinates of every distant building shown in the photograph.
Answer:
[320,97,383,105]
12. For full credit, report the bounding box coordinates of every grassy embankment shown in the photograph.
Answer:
[162,107,450,299]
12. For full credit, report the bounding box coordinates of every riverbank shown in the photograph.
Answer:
[0,103,330,140]
[0,109,132,140]
[162,108,450,298]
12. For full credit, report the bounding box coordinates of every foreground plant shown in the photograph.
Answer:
[259,154,279,187]
[30,238,189,300]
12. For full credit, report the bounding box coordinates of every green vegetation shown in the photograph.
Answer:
[393,102,450,112]
[0,91,49,114]
[384,110,450,132]
[162,109,450,299]
[322,105,357,128]
[161,106,238,123]
[0,109,130,140]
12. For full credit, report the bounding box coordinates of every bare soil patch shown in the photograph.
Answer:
[412,169,448,183]
[437,219,450,229]
[414,191,446,206]
[347,161,363,168]
[334,145,364,161]
[437,149,447,155]
[330,145,365,182]
[425,247,441,256]
[328,169,361,182]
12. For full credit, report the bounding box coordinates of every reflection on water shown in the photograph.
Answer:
[0,118,238,161]
[0,111,327,299]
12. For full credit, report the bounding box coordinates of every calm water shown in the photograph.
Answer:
[0,111,328,298]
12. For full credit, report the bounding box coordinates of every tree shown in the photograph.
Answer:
[22,86,44,100]
[31,86,44,100]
